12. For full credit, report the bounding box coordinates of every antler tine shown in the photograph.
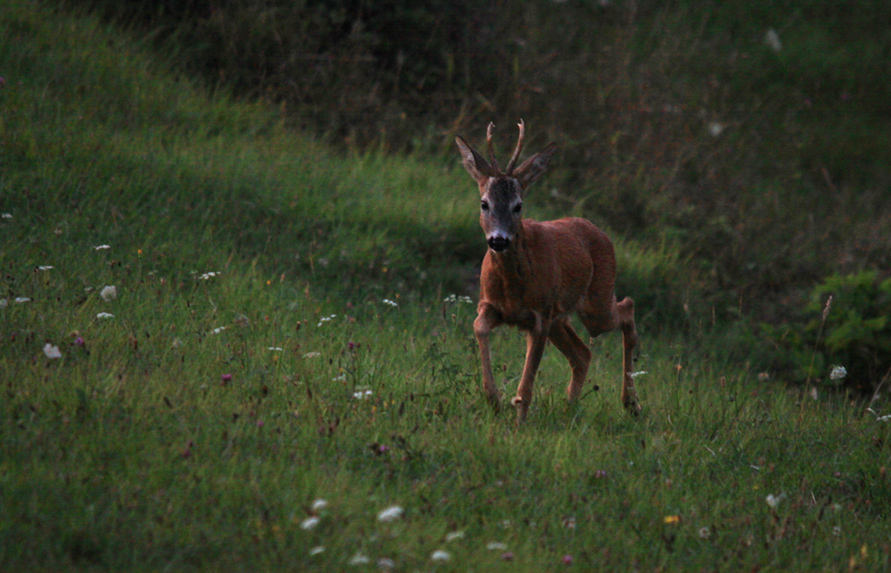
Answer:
[505,119,525,175]
[486,122,500,174]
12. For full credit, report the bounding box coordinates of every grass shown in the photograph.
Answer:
[2,1,891,570]
[58,0,891,329]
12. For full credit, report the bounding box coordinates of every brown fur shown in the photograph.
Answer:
[456,122,641,423]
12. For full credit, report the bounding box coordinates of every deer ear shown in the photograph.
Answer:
[455,136,492,184]
[514,143,557,190]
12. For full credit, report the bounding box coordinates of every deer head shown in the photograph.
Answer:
[455,120,557,252]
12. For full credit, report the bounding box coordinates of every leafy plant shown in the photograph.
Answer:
[765,270,891,391]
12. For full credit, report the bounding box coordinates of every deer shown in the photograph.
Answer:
[455,120,641,423]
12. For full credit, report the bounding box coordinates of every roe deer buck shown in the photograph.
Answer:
[455,120,641,423]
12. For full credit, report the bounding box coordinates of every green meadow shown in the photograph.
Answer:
[2,1,890,570]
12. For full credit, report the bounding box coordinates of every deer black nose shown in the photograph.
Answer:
[487,236,511,252]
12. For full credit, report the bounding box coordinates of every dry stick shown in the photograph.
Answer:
[869,365,891,407]
[799,295,833,427]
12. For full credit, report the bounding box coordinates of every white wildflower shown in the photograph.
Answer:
[377,505,404,522]
[445,531,465,542]
[311,499,328,512]
[300,516,321,530]
[100,285,117,301]
[486,542,508,551]
[309,546,325,556]
[268,347,283,351]
[764,28,782,52]
[349,553,371,565]
[377,558,396,569]
[211,326,226,334]
[443,294,473,304]
[708,122,725,137]
[199,271,220,280]
[317,314,337,327]
[630,370,648,379]
[430,550,451,562]
[877,414,891,423]
[332,373,347,382]
[353,388,373,400]
[829,365,847,381]
[1,213,11,219]
[96,312,114,319]
[93,244,111,250]
[15,297,31,304]
[765,493,785,509]
[382,299,398,307]
[698,526,711,539]
[38,266,54,271]
[43,343,62,359]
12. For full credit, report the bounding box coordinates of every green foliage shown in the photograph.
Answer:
[61,0,891,330]
[764,271,891,391]
[2,2,891,570]
[812,272,891,388]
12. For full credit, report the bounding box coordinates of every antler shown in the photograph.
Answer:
[505,119,525,175]
[486,122,500,174]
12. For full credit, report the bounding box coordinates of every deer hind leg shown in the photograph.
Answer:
[617,297,642,416]
[548,318,592,402]
[511,317,550,424]
[579,298,641,416]
[474,304,503,410]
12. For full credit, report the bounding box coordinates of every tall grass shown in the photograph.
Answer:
[2,1,890,570]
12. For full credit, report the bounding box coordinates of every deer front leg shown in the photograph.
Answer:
[474,304,503,410]
[511,316,549,424]
[617,297,642,416]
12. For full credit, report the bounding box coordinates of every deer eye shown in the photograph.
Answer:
[512,202,523,214]
[480,200,490,212]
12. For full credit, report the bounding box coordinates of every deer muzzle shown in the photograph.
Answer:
[487,232,511,252]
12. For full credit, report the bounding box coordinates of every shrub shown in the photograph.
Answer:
[765,270,891,392]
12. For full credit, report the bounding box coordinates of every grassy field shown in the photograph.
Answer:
[2,1,891,570]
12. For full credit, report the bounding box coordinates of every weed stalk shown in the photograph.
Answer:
[799,295,832,427]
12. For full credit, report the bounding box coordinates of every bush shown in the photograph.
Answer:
[764,270,891,392]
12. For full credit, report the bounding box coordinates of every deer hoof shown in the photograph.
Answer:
[484,390,502,411]
[624,399,642,417]
[511,396,530,424]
